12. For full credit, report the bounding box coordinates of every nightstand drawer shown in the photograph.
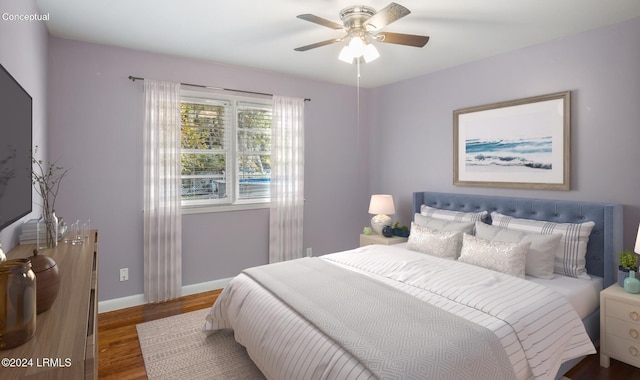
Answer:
[606,317,640,342]
[604,334,640,367]
[606,299,640,323]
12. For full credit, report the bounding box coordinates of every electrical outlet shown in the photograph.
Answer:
[120,268,128,282]
[306,247,313,257]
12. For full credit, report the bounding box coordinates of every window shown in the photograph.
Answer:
[180,91,272,211]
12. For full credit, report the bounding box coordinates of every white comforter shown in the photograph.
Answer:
[204,245,595,380]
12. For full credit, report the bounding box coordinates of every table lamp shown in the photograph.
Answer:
[635,224,640,255]
[368,194,395,235]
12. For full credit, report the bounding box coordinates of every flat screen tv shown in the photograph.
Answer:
[0,62,32,231]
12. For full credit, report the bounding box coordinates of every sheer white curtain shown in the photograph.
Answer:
[143,79,182,303]
[269,96,305,263]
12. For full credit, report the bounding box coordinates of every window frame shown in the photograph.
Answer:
[180,89,273,214]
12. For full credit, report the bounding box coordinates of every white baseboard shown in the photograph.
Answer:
[97,277,232,313]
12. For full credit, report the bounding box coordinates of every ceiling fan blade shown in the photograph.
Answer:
[363,2,410,30]
[297,14,344,30]
[376,32,429,47]
[294,38,341,52]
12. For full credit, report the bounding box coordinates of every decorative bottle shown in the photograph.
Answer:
[51,211,59,247]
[0,258,36,348]
[624,270,640,294]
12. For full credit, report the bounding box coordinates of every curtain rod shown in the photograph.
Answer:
[128,76,310,102]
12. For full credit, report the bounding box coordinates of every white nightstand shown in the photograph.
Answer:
[359,233,408,247]
[600,284,640,368]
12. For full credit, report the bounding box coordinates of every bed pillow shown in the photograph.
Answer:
[458,233,530,278]
[406,222,462,259]
[490,212,595,280]
[420,205,488,223]
[475,222,562,279]
[413,214,475,235]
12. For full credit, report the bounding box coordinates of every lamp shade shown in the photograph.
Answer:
[348,36,365,57]
[368,194,395,215]
[363,43,380,63]
[635,224,640,254]
[338,45,354,64]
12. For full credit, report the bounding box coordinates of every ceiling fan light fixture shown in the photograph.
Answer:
[363,43,380,63]
[297,3,429,64]
[348,36,365,57]
[338,45,355,64]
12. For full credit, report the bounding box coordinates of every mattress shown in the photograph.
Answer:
[204,244,596,380]
[527,274,602,319]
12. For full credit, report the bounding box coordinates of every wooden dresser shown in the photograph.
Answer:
[2,230,98,379]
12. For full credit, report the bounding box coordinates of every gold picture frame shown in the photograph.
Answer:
[453,91,571,190]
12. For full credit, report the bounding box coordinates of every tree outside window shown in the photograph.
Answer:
[180,97,271,207]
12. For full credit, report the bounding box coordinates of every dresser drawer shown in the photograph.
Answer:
[604,334,640,367]
[606,317,640,342]
[606,299,640,323]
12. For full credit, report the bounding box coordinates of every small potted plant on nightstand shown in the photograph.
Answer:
[392,222,410,238]
[618,249,638,287]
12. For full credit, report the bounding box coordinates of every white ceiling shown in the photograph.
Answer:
[35,0,640,88]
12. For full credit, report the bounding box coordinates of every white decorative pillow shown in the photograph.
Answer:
[458,233,530,278]
[420,205,488,222]
[413,214,475,235]
[475,222,562,279]
[490,212,595,279]
[406,223,462,259]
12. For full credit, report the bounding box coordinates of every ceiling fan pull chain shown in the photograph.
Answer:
[356,58,361,145]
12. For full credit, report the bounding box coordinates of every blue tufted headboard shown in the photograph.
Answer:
[413,191,623,287]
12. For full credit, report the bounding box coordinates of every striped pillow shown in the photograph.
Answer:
[420,205,488,223]
[490,212,595,279]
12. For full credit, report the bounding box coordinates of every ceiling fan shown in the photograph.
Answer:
[294,2,429,63]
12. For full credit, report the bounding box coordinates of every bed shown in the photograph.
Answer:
[204,191,623,380]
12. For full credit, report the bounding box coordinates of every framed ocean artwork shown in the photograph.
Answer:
[453,91,570,190]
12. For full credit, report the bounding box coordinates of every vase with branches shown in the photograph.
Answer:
[31,147,68,248]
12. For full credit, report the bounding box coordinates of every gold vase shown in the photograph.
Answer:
[0,258,36,349]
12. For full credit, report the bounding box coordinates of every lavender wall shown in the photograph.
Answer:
[0,0,48,251]
[6,3,637,304]
[46,37,371,301]
[370,17,640,253]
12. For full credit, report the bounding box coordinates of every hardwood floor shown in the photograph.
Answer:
[97,289,221,379]
[567,353,640,380]
[98,289,639,379]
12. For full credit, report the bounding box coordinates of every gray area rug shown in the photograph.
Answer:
[136,308,265,380]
